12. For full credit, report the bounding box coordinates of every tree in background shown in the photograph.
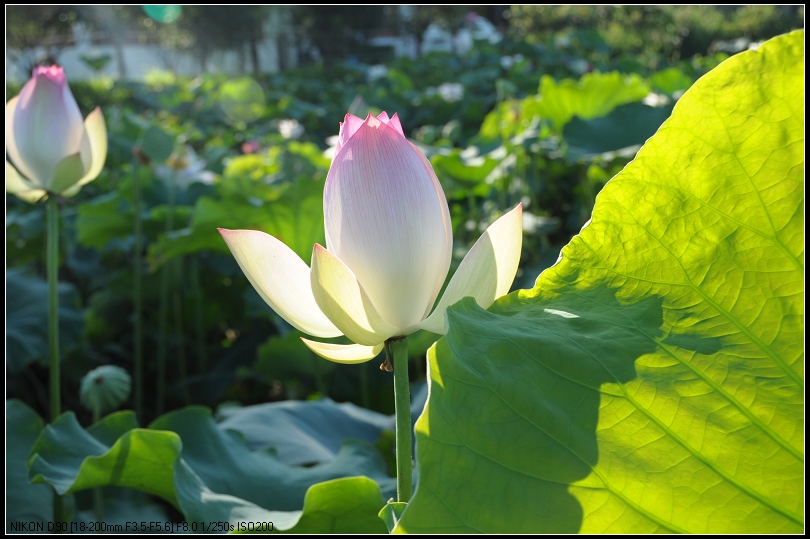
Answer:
[291,6,507,63]
[168,6,269,72]
[7,6,79,73]
[292,6,385,63]
[506,5,804,64]
[7,6,274,76]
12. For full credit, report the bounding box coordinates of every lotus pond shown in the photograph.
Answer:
[6,28,804,534]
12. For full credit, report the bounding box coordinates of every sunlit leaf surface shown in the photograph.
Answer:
[399,31,804,534]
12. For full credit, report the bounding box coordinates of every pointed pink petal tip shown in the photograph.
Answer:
[32,65,65,79]
[387,112,404,136]
[32,65,66,84]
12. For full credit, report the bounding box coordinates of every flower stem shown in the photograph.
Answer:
[47,196,64,526]
[47,197,61,421]
[133,160,144,421]
[190,257,208,402]
[156,264,168,415]
[388,336,412,503]
[156,172,176,415]
[92,405,103,523]
[172,265,192,405]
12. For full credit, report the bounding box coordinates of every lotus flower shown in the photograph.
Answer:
[220,112,522,363]
[154,145,216,191]
[6,65,107,202]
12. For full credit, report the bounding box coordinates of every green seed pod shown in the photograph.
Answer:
[80,365,132,418]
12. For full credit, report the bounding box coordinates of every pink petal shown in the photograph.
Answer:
[336,113,365,154]
[12,66,87,190]
[386,113,404,136]
[324,116,452,330]
[373,112,405,137]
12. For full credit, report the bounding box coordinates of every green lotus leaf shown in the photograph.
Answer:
[648,67,694,95]
[563,101,674,159]
[149,407,395,510]
[148,175,324,269]
[398,30,803,534]
[217,390,427,468]
[7,400,54,532]
[75,191,134,250]
[28,406,396,530]
[526,71,651,130]
[6,269,84,372]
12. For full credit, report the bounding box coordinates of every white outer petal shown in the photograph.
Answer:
[6,97,40,187]
[76,107,107,186]
[300,339,384,364]
[6,161,46,203]
[48,152,85,193]
[219,229,341,338]
[412,141,453,319]
[310,244,399,346]
[415,204,523,335]
[324,116,452,330]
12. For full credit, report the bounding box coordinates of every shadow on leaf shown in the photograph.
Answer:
[399,285,673,533]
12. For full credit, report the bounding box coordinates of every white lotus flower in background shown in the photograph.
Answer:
[278,119,304,140]
[6,65,107,202]
[322,135,340,159]
[220,112,522,363]
[367,64,389,82]
[155,145,216,191]
[436,82,465,103]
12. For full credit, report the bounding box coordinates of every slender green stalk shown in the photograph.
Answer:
[156,266,168,415]
[156,172,176,415]
[172,269,192,406]
[388,336,413,503]
[47,198,60,420]
[47,196,64,526]
[92,404,103,524]
[133,161,144,420]
[190,257,208,401]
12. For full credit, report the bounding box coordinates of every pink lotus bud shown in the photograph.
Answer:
[6,65,107,201]
[324,112,453,330]
[220,112,523,363]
